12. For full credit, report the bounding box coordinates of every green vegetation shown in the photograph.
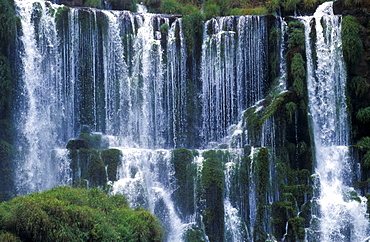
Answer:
[342,15,363,65]
[0,0,15,52]
[286,102,297,123]
[181,10,204,55]
[201,150,225,242]
[172,149,196,219]
[356,107,370,124]
[84,0,103,9]
[291,53,306,98]
[0,0,16,202]
[0,186,163,241]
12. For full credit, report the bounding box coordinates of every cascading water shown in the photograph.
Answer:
[201,15,268,145]
[13,0,370,241]
[15,0,74,194]
[303,2,370,241]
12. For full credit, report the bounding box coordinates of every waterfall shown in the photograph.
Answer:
[14,0,74,194]
[201,15,268,145]
[303,2,370,241]
[112,148,185,241]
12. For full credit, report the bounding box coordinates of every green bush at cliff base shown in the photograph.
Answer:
[342,15,363,65]
[0,186,163,241]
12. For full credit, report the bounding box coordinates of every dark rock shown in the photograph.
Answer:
[66,139,89,149]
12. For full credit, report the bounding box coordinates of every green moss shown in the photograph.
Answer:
[87,150,106,187]
[286,102,297,123]
[0,187,163,241]
[101,149,122,181]
[183,225,206,242]
[201,150,225,242]
[288,21,305,50]
[172,148,196,218]
[79,132,103,149]
[291,53,306,98]
[342,15,363,65]
[288,217,305,240]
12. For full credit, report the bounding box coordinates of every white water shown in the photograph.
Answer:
[201,15,268,144]
[15,1,74,194]
[112,148,185,241]
[303,2,369,241]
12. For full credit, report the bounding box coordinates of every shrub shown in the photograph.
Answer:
[342,15,363,65]
[349,76,369,98]
[204,3,220,20]
[182,10,204,55]
[0,187,163,241]
[161,0,183,14]
[356,107,370,124]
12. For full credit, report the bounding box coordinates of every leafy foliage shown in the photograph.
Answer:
[349,76,369,99]
[0,0,15,52]
[342,15,363,65]
[160,0,183,14]
[356,107,370,124]
[0,187,163,241]
[291,53,306,98]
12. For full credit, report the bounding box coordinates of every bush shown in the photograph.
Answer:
[182,10,204,55]
[342,15,363,65]
[161,0,183,14]
[356,107,370,124]
[204,3,220,20]
[0,187,163,241]
[349,76,369,98]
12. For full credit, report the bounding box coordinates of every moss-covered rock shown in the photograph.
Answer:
[172,148,196,219]
[201,150,225,242]
[101,149,122,181]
